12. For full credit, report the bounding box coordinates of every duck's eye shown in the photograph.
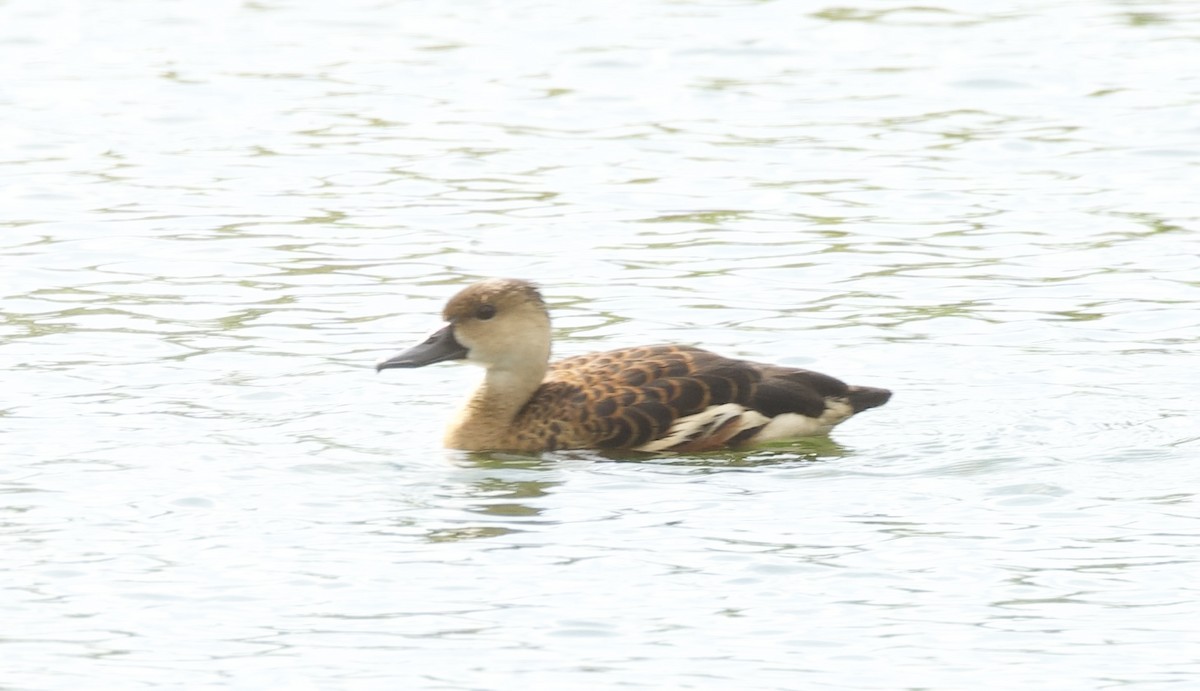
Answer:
[475,304,497,320]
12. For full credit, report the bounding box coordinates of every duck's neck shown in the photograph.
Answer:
[445,361,548,450]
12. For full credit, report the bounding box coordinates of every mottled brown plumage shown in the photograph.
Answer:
[377,278,891,453]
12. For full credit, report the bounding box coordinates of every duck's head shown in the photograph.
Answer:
[376,278,552,373]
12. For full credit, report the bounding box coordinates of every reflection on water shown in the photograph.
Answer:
[3,0,1200,688]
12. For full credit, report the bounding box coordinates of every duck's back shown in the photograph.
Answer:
[510,345,890,452]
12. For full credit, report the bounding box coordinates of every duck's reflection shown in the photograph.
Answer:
[422,451,563,543]
[421,441,847,542]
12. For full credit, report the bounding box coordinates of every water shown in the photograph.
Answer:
[3,0,1199,688]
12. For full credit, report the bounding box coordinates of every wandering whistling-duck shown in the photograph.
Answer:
[377,278,891,452]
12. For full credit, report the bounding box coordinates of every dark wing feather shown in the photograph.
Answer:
[751,367,846,418]
[532,346,765,449]
[759,364,892,414]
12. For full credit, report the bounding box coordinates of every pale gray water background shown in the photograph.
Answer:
[3,0,1199,689]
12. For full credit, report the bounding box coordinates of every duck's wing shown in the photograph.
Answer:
[525,346,889,452]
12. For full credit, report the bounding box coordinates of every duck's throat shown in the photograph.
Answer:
[445,365,546,449]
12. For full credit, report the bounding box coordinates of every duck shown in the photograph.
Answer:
[376,278,891,453]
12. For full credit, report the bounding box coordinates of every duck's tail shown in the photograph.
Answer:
[847,385,892,413]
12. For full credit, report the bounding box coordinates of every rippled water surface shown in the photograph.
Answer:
[4,1,1200,689]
